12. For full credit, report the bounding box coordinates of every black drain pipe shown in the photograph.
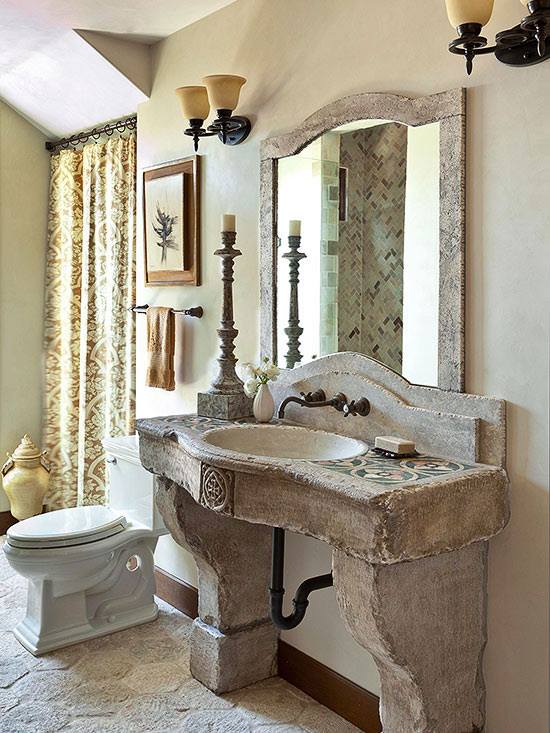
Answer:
[269,527,334,630]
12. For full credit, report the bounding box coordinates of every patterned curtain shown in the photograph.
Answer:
[43,135,136,508]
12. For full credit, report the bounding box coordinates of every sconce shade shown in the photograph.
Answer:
[176,86,210,121]
[445,0,494,28]
[202,75,247,111]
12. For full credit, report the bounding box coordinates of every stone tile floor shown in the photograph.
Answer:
[0,541,360,732]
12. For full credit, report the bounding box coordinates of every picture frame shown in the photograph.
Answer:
[143,155,201,286]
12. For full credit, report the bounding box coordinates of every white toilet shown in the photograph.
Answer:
[3,435,167,655]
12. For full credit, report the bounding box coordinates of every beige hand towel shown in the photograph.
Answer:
[145,307,176,391]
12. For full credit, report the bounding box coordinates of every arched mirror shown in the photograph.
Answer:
[260,89,465,391]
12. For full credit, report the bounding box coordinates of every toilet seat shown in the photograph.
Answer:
[7,505,128,550]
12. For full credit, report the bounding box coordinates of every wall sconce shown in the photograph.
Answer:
[176,75,251,151]
[446,0,550,74]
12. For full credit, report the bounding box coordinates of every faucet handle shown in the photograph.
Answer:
[331,393,348,412]
[300,389,327,403]
[355,397,371,416]
[343,398,371,417]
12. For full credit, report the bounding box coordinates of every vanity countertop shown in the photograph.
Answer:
[137,413,509,564]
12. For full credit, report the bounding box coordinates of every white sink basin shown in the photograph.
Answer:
[202,424,368,461]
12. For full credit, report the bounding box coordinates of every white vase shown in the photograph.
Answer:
[253,383,275,423]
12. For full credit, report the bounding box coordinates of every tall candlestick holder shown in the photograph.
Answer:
[197,230,253,419]
[283,234,307,369]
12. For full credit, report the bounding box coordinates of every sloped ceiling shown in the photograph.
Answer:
[0,0,237,138]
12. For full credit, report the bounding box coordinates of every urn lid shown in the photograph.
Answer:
[11,434,43,462]
[2,435,49,477]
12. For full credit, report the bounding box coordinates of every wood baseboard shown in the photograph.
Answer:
[278,640,381,732]
[154,568,380,731]
[0,510,17,535]
[154,566,198,620]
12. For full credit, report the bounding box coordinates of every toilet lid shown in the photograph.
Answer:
[7,505,127,548]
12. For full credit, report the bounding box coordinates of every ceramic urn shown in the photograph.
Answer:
[2,435,49,520]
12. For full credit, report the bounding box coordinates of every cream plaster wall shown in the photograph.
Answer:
[136,1,549,729]
[0,101,50,512]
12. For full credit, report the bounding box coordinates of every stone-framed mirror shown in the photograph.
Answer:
[260,89,466,391]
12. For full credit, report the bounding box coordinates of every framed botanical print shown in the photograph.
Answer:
[143,155,201,285]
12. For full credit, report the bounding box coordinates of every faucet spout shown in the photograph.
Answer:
[277,389,370,420]
[277,389,336,419]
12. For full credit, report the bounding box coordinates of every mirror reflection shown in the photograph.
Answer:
[277,119,440,386]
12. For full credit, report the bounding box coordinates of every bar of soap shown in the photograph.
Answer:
[374,436,416,455]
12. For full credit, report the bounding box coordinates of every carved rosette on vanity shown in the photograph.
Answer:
[199,463,235,515]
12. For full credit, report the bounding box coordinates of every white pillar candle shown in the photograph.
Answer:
[221,214,236,232]
[289,219,301,236]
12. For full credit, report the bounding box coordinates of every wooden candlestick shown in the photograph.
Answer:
[197,230,253,419]
[283,234,306,369]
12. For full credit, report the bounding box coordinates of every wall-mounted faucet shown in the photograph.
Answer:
[278,388,370,420]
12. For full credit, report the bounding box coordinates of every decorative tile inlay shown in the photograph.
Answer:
[313,455,470,484]
[200,463,235,514]
[147,414,476,487]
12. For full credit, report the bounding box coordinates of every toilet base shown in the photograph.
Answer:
[5,532,162,656]
[14,601,159,656]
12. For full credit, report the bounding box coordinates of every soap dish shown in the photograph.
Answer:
[371,446,420,460]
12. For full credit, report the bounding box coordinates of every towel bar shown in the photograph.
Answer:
[129,304,203,318]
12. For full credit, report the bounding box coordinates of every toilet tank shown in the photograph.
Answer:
[103,435,165,533]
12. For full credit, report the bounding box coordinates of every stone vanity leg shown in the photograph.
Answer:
[333,543,487,733]
[155,477,278,694]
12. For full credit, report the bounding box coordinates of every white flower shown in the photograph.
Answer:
[241,362,255,378]
[265,364,280,380]
[244,378,259,397]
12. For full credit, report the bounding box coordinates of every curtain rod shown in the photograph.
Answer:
[45,115,137,153]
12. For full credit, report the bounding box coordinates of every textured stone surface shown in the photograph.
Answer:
[58,679,132,716]
[124,660,186,694]
[0,689,19,713]
[0,659,29,687]
[0,701,70,733]
[225,677,308,725]
[0,544,359,732]
[191,617,278,694]
[259,89,466,391]
[155,477,278,693]
[137,359,509,565]
[269,353,505,466]
[71,649,134,681]
[197,391,253,420]
[137,351,507,731]
[181,708,255,732]
[176,677,235,709]
[334,542,487,733]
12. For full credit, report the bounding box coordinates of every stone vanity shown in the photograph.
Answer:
[137,354,509,733]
